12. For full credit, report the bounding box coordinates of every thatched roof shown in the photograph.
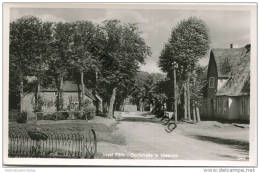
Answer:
[41,80,96,100]
[214,45,250,96]
[212,45,250,78]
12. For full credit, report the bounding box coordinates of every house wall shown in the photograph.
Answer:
[41,92,57,113]
[201,51,218,118]
[213,96,229,119]
[230,96,249,121]
[207,51,218,98]
[63,92,80,110]
[22,91,95,120]
[200,50,250,122]
[200,98,214,119]
[214,95,250,121]
[21,92,58,120]
[21,93,35,120]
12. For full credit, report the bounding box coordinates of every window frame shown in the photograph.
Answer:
[209,77,215,88]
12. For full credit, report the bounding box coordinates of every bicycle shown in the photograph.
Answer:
[160,111,177,133]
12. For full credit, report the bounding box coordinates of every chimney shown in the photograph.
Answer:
[230,43,233,48]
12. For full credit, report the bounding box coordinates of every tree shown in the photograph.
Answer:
[189,65,207,122]
[10,16,53,112]
[96,20,151,118]
[47,22,74,111]
[69,21,99,110]
[159,17,210,121]
[130,71,166,112]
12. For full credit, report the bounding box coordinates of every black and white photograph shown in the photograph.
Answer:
[2,2,257,166]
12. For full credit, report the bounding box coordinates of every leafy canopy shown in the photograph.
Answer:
[159,17,210,80]
[96,20,151,101]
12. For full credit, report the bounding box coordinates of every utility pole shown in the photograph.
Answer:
[173,62,178,122]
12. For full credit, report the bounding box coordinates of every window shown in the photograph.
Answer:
[217,98,222,113]
[209,77,215,88]
[215,97,226,114]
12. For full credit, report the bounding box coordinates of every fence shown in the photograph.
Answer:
[8,126,97,158]
[35,110,96,121]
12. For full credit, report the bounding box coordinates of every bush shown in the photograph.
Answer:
[84,105,96,120]
[54,112,69,120]
[62,111,69,119]
[36,112,44,120]
[41,112,69,120]
[43,113,56,120]
[96,110,106,117]
[74,111,86,120]
[73,112,83,119]
[16,111,27,123]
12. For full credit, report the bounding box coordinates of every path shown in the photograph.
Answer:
[96,111,249,160]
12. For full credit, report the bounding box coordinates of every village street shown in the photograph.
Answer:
[7,7,254,166]
[96,111,249,160]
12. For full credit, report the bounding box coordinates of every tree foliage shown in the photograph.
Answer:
[158,17,210,120]
[159,17,210,80]
[10,16,53,110]
[9,16,151,117]
[130,71,166,110]
[95,20,151,115]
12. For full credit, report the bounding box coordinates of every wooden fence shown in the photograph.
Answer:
[8,126,97,158]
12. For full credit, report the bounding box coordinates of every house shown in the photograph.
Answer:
[21,80,99,120]
[200,44,250,121]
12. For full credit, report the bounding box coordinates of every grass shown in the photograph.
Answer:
[9,117,126,146]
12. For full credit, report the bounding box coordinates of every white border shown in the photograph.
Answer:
[2,2,257,166]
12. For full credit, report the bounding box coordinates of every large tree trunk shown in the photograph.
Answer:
[192,100,197,122]
[139,100,144,112]
[20,81,24,113]
[35,82,41,111]
[102,101,108,114]
[56,76,63,111]
[187,77,191,120]
[119,104,124,111]
[196,103,201,122]
[183,82,188,119]
[173,66,178,122]
[77,83,81,110]
[108,87,117,119]
[60,76,64,111]
[81,71,85,110]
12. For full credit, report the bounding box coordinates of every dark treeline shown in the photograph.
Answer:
[9,16,151,118]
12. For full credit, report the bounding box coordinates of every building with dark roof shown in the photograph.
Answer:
[200,44,250,121]
[21,80,101,120]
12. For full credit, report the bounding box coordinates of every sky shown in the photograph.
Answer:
[10,7,251,74]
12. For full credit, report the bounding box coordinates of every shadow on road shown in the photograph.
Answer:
[119,117,161,124]
[192,135,249,152]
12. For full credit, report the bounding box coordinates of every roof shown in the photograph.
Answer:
[41,81,79,92]
[214,45,250,96]
[211,45,250,78]
[42,80,96,100]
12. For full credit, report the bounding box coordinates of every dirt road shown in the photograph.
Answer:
[96,111,249,160]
